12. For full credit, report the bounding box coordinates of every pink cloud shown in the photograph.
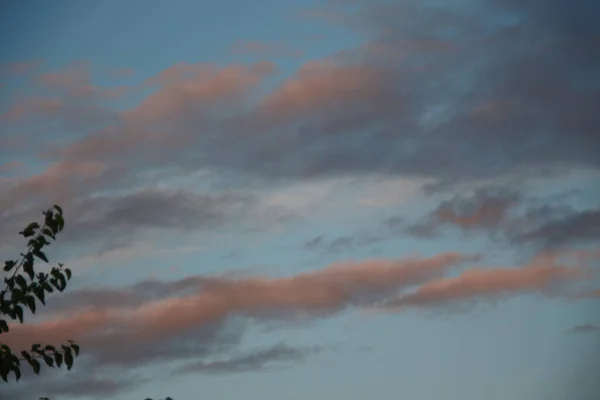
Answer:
[261,61,394,120]
[434,197,516,229]
[0,60,42,75]
[0,97,62,123]
[1,252,469,355]
[37,61,131,99]
[128,61,277,122]
[381,251,594,310]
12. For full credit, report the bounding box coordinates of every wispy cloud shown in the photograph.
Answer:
[566,324,600,334]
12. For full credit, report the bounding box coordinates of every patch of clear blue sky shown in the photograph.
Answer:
[1,1,598,399]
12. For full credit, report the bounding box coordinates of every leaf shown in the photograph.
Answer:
[70,343,80,356]
[56,214,65,232]
[25,295,36,313]
[3,260,16,272]
[65,268,72,280]
[58,274,67,292]
[53,204,63,215]
[14,305,23,323]
[21,351,32,364]
[0,320,8,333]
[23,256,35,280]
[19,222,39,238]
[33,250,49,263]
[30,358,40,375]
[54,351,63,367]
[64,349,74,370]
[34,285,46,305]
[42,228,55,239]
[42,354,54,367]
[15,275,27,291]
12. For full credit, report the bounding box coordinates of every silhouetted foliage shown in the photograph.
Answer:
[1,206,173,399]
[0,206,79,397]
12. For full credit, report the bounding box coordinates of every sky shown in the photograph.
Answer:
[0,0,599,399]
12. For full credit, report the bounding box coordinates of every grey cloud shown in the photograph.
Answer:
[14,0,595,195]
[2,1,597,240]
[0,187,257,253]
[405,187,600,250]
[176,342,320,375]
[407,188,521,238]
[0,365,148,400]
[303,217,404,253]
[512,208,600,249]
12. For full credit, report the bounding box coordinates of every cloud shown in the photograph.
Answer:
[230,40,303,58]
[127,61,276,123]
[0,251,474,397]
[176,343,319,375]
[2,1,598,207]
[302,219,402,254]
[0,60,41,75]
[513,208,600,249]
[2,369,148,400]
[407,188,520,238]
[378,250,594,311]
[1,252,470,360]
[404,187,600,251]
[566,324,600,334]
[0,177,266,253]
[3,0,598,250]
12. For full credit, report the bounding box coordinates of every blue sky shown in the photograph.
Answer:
[1,1,599,399]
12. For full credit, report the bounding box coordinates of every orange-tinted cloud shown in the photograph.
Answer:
[0,60,42,75]
[1,252,469,357]
[37,61,130,99]
[380,251,593,310]
[0,97,62,123]
[261,61,394,121]
[127,61,277,122]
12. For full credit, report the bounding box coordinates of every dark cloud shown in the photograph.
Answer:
[5,0,597,194]
[513,208,600,249]
[0,363,149,400]
[1,0,598,255]
[407,188,520,238]
[302,217,404,253]
[0,187,259,253]
[176,343,320,375]
[404,187,600,251]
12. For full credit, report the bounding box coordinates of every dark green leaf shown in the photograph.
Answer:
[65,268,72,280]
[33,250,49,263]
[23,256,35,280]
[25,295,36,313]
[15,275,27,291]
[64,349,74,370]
[30,358,40,375]
[70,343,80,356]
[54,351,63,367]
[42,227,55,239]
[21,351,32,364]
[14,305,23,323]
[34,285,46,305]
[42,355,54,367]
[3,260,16,272]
